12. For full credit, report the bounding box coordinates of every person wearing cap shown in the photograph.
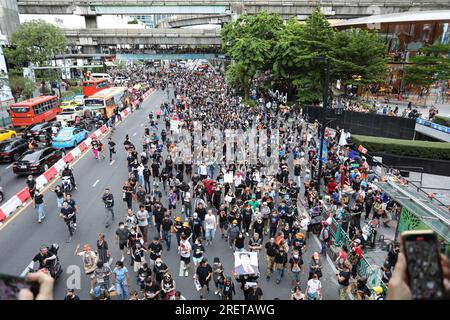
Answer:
[174,216,183,245]
[74,243,98,294]
[292,232,307,254]
[371,286,384,300]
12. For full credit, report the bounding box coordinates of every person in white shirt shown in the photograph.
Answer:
[204,209,217,246]
[178,234,192,277]
[300,215,310,240]
[135,206,149,244]
[199,162,208,180]
[306,273,322,300]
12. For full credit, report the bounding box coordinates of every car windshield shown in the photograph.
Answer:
[20,150,42,162]
[0,142,13,151]
[58,130,73,138]
[60,109,75,115]
[30,124,44,131]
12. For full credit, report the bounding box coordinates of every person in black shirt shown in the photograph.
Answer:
[27,175,36,199]
[160,214,174,251]
[33,191,45,223]
[222,277,236,300]
[151,161,161,182]
[64,289,80,300]
[107,137,116,161]
[102,188,115,228]
[153,258,169,284]
[246,284,263,300]
[196,258,213,299]
[337,261,351,300]
[152,203,166,239]
[174,217,183,245]
[143,166,152,193]
[252,217,265,241]
[148,237,163,269]
[191,213,203,242]
[33,245,56,270]
[234,233,245,252]
[265,238,278,281]
[60,201,76,242]
[143,277,160,300]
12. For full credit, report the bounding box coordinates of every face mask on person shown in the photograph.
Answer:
[293,254,299,259]
[156,262,162,267]
[119,225,125,230]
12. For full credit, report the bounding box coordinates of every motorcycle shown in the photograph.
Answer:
[61,176,73,194]
[28,244,63,280]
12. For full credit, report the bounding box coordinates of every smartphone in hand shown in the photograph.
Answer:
[0,273,40,300]
[400,230,445,300]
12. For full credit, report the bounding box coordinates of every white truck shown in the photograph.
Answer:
[56,105,86,123]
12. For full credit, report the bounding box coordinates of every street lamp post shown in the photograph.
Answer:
[314,56,331,197]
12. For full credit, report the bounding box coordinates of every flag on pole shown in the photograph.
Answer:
[358,145,368,154]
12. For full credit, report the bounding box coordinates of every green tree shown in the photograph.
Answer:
[221,11,284,98]
[331,28,387,90]
[4,19,67,94]
[8,69,36,101]
[404,43,450,90]
[274,8,335,104]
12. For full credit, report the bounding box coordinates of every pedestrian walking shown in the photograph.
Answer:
[102,188,115,228]
[33,191,46,223]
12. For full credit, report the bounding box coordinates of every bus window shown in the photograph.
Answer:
[106,98,114,107]
[10,106,30,113]
[84,83,94,87]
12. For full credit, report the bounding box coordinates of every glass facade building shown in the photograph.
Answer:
[333,11,450,94]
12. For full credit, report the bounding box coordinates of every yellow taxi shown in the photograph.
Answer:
[0,129,17,142]
[61,100,81,109]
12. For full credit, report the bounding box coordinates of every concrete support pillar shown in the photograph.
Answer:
[0,0,21,38]
[84,15,98,29]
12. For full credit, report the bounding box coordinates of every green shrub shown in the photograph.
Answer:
[352,135,450,161]
[433,115,450,127]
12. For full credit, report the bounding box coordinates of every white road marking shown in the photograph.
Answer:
[92,179,100,187]
[140,123,144,127]
[133,132,137,136]
[110,160,116,166]
[6,164,13,169]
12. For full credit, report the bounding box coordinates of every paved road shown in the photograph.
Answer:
[0,89,339,300]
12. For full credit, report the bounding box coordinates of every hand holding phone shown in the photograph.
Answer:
[387,230,447,300]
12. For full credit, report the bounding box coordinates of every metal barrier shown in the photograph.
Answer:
[323,207,385,293]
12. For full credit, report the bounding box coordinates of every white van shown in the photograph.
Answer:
[90,73,112,81]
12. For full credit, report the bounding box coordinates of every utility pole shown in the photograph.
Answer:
[314,56,330,197]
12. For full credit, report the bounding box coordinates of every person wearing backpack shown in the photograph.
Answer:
[319,221,330,257]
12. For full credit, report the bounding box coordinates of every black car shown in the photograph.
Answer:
[22,122,54,142]
[13,147,64,175]
[0,138,28,162]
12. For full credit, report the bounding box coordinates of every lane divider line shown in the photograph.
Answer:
[0,88,156,227]
[92,179,100,188]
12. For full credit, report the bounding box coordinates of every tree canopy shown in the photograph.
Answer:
[5,19,67,67]
[222,8,387,104]
[404,43,450,88]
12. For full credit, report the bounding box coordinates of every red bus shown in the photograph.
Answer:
[9,96,61,127]
[82,78,111,97]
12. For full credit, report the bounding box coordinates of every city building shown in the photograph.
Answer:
[333,10,450,94]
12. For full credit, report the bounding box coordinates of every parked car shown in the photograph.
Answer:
[56,105,86,123]
[52,127,88,149]
[13,147,64,175]
[0,129,17,142]
[0,138,28,162]
[21,122,53,142]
